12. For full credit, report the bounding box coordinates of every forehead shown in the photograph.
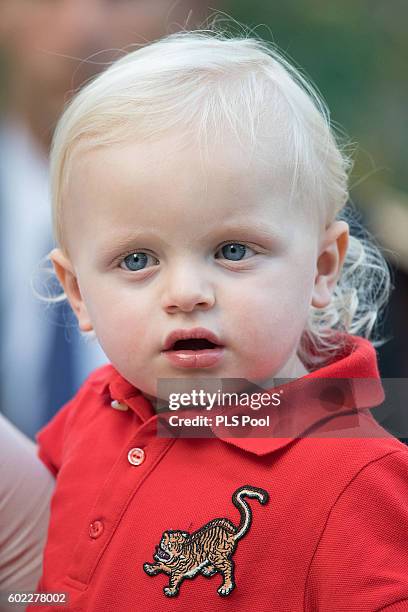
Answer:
[64,133,303,253]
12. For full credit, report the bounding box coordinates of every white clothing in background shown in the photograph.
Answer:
[0,120,107,437]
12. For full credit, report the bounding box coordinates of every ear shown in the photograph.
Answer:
[311,221,349,309]
[50,248,93,332]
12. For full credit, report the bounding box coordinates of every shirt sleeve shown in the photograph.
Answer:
[36,398,76,476]
[0,414,55,601]
[305,449,408,612]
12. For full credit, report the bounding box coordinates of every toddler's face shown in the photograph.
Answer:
[53,134,348,399]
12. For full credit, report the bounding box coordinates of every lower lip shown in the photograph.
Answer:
[162,347,224,368]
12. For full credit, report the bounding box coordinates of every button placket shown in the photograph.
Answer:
[67,419,175,587]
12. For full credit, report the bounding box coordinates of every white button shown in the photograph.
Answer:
[128,447,145,466]
[111,400,128,411]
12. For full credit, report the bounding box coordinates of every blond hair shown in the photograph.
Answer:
[50,29,391,370]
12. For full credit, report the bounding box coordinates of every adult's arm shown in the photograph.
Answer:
[0,414,55,604]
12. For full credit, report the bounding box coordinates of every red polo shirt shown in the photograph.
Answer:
[34,336,408,611]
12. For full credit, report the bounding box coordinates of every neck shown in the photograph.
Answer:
[276,355,309,379]
[259,354,309,388]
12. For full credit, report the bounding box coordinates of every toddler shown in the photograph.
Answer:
[34,30,408,611]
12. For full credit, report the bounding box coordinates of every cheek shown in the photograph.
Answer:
[225,262,315,356]
[80,280,153,363]
[89,307,126,363]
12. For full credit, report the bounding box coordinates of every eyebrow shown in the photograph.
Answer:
[98,230,170,251]
[197,220,286,243]
[97,220,285,257]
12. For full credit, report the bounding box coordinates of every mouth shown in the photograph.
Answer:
[162,328,225,369]
[169,338,219,351]
[154,546,171,562]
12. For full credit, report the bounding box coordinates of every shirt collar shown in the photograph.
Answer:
[215,335,384,455]
[91,365,155,423]
[98,335,384,456]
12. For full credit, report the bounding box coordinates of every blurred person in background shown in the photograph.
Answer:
[0,0,211,439]
[0,413,54,610]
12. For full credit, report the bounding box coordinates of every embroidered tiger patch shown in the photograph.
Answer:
[143,485,269,597]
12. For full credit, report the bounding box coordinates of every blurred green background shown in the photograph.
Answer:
[221,0,407,201]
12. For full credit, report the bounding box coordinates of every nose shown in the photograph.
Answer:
[160,261,216,314]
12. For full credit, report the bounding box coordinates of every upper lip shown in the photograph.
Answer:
[162,327,223,351]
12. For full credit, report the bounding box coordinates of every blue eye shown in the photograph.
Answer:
[120,252,155,271]
[217,243,249,261]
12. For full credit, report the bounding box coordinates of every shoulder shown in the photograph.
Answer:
[305,446,408,610]
[290,408,408,487]
[335,445,408,512]
[331,444,408,514]
[50,362,115,426]
[36,364,116,475]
